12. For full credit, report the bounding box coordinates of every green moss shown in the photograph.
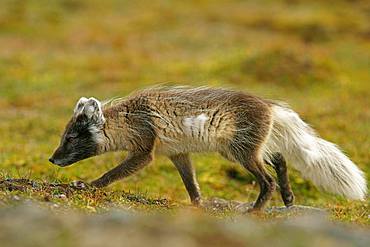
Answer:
[242,48,336,86]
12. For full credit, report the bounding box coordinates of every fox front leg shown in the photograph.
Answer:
[91,152,153,188]
[169,153,202,206]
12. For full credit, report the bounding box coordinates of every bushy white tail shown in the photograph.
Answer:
[262,105,367,200]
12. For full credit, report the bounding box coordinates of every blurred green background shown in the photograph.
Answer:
[0,0,369,223]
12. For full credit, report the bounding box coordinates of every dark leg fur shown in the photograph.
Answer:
[241,157,276,210]
[269,153,294,207]
[91,151,152,188]
[222,149,276,211]
[169,153,201,205]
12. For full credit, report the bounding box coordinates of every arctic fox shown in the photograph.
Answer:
[49,87,367,210]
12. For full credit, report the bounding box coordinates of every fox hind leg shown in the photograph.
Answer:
[222,148,276,211]
[268,153,294,207]
[241,155,276,210]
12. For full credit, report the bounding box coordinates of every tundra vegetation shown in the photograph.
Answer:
[0,0,369,245]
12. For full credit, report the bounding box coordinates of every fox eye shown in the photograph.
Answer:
[66,136,74,142]
[66,134,77,142]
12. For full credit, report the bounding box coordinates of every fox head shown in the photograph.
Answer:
[49,97,106,167]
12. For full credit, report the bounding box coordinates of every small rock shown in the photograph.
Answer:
[235,202,254,213]
[55,194,67,200]
[71,180,87,189]
[266,205,327,214]
[29,181,40,188]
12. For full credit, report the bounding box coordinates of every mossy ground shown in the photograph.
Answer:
[0,0,369,228]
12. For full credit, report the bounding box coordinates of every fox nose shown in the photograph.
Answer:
[49,158,55,164]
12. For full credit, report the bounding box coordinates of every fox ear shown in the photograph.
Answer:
[74,97,105,125]
[74,97,89,114]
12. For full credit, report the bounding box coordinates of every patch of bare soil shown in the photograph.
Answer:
[0,201,369,247]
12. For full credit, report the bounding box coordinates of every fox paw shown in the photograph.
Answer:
[191,197,203,207]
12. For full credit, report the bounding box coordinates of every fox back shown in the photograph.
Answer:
[110,87,272,156]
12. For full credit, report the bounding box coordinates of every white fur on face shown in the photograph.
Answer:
[88,125,105,146]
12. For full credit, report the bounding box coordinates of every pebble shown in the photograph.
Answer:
[55,194,67,200]
[71,180,87,189]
